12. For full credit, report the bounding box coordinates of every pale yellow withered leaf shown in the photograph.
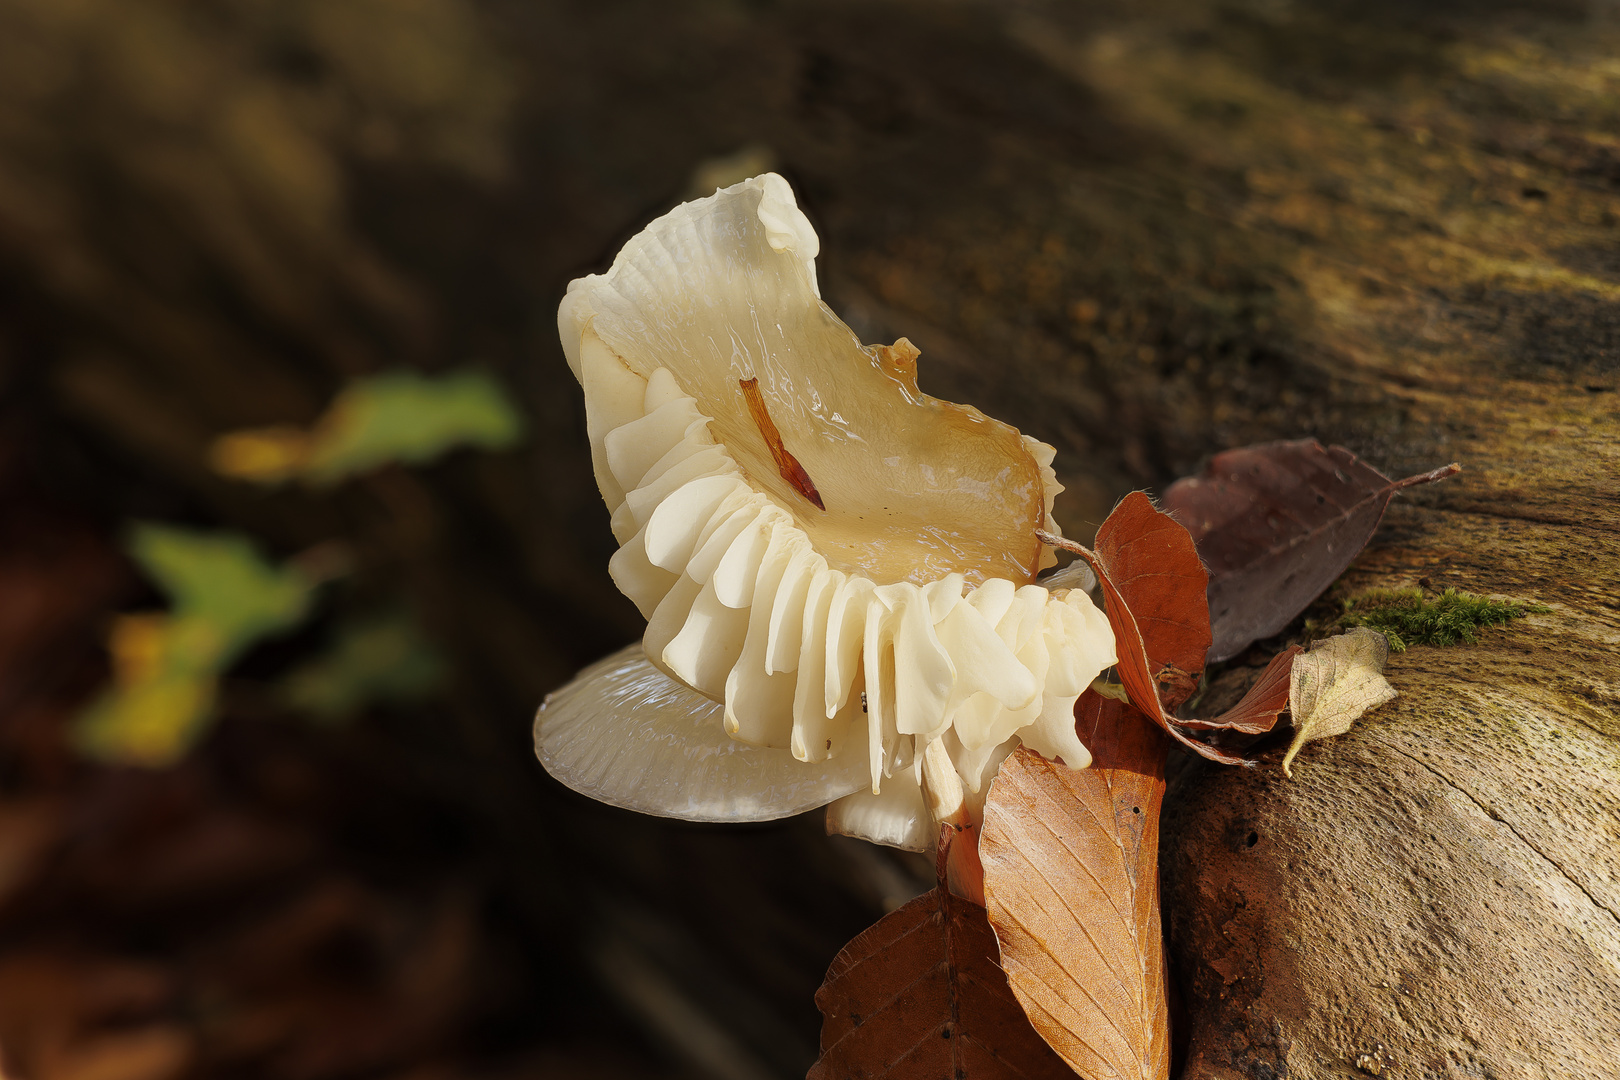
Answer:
[1282,627,1397,776]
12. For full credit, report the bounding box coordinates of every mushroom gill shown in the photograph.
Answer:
[538,174,1115,849]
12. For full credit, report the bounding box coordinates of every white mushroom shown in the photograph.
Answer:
[536,174,1116,850]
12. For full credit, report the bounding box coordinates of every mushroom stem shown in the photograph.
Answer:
[920,737,965,823]
[923,738,987,903]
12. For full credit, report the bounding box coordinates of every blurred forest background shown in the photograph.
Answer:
[0,0,1614,1078]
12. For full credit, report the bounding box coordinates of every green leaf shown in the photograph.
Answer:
[305,369,524,482]
[211,369,525,486]
[129,524,314,660]
[281,611,446,722]
[76,526,322,766]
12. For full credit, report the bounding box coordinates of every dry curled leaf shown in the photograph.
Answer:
[1039,494,1242,764]
[1160,441,1458,663]
[1178,644,1301,735]
[981,698,1170,1080]
[1282,627,1398,776]
[1091,491,1212,706]
[810,887,1076,1080]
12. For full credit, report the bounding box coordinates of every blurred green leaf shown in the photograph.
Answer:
[211,369,525,485]
[283,611,447,723]
[129,524,315,660]
[76,526,322,766]
[305,370,525,483]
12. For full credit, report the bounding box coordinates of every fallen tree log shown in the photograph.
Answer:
[0,0,1614,1076]
[1069,4,1620,1075]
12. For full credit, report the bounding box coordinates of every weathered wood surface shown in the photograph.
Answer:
[0,0,1615,1076]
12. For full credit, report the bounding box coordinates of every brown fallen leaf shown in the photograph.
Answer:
[1038,496,1243,764]
[938,819,987,907]
[1089,492,1211,709]
[1160,440,1458,663]
[980,698,1170,1080]
[1178,644,1302,735]
[1281,628,1398,776]
[809,887,1077,1080]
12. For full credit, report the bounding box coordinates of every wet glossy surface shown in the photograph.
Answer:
[580,181,1046,587]
[535,643,871,822]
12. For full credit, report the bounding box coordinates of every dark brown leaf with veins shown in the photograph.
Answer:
[1160,440,1457,663]
[809,887,1077,1080]
[981,698,1171,1080]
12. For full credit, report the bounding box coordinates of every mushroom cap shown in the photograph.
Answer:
[539,174,1116,847]
[560,173,1055,588]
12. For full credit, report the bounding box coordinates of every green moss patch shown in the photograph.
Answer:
[1333,587,1550,652]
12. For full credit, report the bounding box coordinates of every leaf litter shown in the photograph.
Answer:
[808,887,1076,1080]
[1282,627,1399,777]
[816,443,1456,1078]
[1038,494,1299,763]
[980,705,1171,1080]
[1176,644,1300,736]
[1160,440,1458,663]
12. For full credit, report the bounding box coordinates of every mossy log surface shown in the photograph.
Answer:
[0,0,1614,1077]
